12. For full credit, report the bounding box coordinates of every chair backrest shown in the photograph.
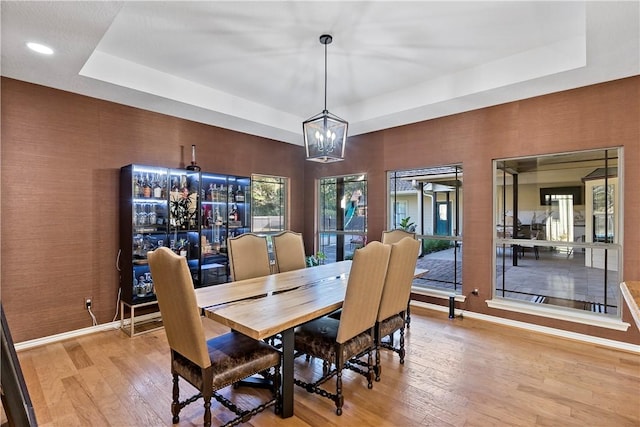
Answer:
[337,241,391,344]
[272,230,307,273]
[381,229,416,245]
[377,237,420,321]
[147,247,210,369]
[227,233,271,281]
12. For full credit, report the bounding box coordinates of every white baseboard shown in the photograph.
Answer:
[16,304,639,354]
[411,301,640,354]
[15,312,161,351]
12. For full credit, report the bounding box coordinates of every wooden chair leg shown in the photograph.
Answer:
[406,303,411,328]
[335,368,344,415]
[203,397,212,427]
[171,374,180,423]
[399,327,406,364]
[375,346,381,381]
[366,351,374,389]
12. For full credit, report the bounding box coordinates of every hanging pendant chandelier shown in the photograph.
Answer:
[303,34,348,163]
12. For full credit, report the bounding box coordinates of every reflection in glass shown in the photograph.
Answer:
[494,148,621,316]
[318,175,367,262]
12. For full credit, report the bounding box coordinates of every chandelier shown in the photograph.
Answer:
[303,34,348,163]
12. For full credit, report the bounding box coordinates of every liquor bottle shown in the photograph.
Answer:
[153,177,162,198]
[235,185,245,202]
[160,179,167,199]
[143,174,152,197]
[134,174,141,198]
[178,240,188,257]
[148,204,157,225]
[229,203,239,222]
[229,184,235,202]
[214,208,223,225]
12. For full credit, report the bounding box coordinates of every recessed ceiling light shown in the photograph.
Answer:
[26,42,54,55]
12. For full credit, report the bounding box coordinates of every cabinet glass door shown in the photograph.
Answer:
[124,165,169,304]
[200,173,229,285]
[168,169,201,285]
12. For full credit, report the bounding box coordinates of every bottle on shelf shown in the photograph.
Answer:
[235,185,245,202]
[143,174,152,197]
[148,204,157,225]
[177,239,189,257]
[229,203,239,223]
[153,177,163,198]
[134,174,141,198]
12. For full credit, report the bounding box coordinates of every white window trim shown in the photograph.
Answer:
[486,298,630,331]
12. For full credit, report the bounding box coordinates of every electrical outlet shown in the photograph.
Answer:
[85,298,92,309]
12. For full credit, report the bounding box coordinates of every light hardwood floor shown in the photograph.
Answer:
[15,307,640,426]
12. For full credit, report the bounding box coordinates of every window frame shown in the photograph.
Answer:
[491,148,624,325]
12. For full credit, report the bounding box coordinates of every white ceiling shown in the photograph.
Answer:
[2,1,639,146]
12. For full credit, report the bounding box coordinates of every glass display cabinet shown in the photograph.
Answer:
[120,164,249,335]
[119,165,200,335]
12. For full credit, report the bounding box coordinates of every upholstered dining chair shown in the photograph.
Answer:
[381,229,418,327]
[293,241,391,415]
[147,247,281,427]
[374,236,420,381]
[272,230,306,273]
[227,233,271,281]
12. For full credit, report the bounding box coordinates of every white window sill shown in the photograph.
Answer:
[412,286,467,303]
[486,298,630,331]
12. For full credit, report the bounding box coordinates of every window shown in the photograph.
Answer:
[494,148,622,317]
[394,201,408,228]
[251,175,287,233]
[388,166,463,293]
[317,174,367,263]
[251,175,288,264]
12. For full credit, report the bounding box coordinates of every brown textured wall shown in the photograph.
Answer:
[306,76,640,345]
[3,75,639,345]
[1,78,305,341]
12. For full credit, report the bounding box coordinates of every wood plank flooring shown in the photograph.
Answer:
[15,307,640,426]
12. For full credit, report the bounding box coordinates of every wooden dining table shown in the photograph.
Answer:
[194,260,428,418]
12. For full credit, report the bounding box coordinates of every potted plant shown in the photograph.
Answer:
[306,251,326,267]
[399,216,415,232]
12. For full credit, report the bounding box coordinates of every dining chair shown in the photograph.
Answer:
[272,230,306,273]
[147,247,281,427]
[374,236,420,381]
[293,241,391,415]
[381,229,418,327]
[381,229,416,245]
[227,233,271,281]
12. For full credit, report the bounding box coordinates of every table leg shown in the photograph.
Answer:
[280,328,294,418]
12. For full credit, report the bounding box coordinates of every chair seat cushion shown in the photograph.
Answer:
[378,314,405,340]
[294,316,374,363]
[173,331,280,390]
